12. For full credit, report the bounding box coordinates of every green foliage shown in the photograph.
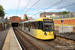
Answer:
[0,5,5,18]
[61,11,68,14]
[25,15,28,20]
[0,5,4,10]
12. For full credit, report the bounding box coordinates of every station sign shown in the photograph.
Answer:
[43,19,53,23]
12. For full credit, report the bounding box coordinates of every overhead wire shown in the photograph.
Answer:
[43,0,64,10]
[58,2,75,9]
[24,0,40,13]
[30,0,64,16]
[32,0,75,17]
[20,0,31,14]
[16,0,21,15]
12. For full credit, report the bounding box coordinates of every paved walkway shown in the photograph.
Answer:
[2,27,21,50]
[0,28,9,50]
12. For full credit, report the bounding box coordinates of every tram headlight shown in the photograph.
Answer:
[44,32,47,35]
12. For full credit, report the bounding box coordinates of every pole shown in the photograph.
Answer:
[62,15,63,33]
[62,21,63,33]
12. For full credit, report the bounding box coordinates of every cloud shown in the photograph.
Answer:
[0,0,62,10]
[0,0,30,10]
[0,0,75,11]
[1,0,75,19]
[55,0,75,11]
[28,14,40,19]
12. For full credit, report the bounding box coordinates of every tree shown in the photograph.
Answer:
[0,5,5,18]
[61,11,68,14]
[25,15,28,20]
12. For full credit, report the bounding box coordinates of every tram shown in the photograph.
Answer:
[20,17,56,40]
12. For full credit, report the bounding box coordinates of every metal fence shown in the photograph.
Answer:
[0,19,11,24]
[0,19,6,23]
[50,13,75,19]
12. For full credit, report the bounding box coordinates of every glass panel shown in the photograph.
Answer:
[43,19,54,31]
[36,21,41,29]
[43,25,54,31]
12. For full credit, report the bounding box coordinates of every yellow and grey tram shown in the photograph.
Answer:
[20,17,56,40]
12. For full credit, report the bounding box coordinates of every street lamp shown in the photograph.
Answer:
[5,13,9,19]
[58,9,64,33]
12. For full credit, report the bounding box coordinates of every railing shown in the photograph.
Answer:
[0,19,11,24]
[50,13,75,19]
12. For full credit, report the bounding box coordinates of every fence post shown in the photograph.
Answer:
[69,13,70,18]
[65,14,66,18]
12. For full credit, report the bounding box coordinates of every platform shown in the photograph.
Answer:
[2,27,21,50]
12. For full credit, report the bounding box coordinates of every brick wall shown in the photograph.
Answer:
[54,19,75,25]
[10,17,21,22]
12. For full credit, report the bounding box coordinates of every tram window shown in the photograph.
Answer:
[31,22,43,29]
[33,22,36,29]
[27,23,29,28]
[26,23,28,27]
[31,22,36,29]
[26,24,27,27]
[30,22,33,28]
[28,22,31,28]
[35,21,43,29]
[24,23,26,27]
[24,23,25,30]
[40,22,43,30]
[36,22,40,29]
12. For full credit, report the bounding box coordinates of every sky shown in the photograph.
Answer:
[0,0,75,19]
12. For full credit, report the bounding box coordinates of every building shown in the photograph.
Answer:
[40,11,73,18]
[28,17,33,20]
[40,12,61,18]
[21,14,33,22]
[10,16,21,27]
[10,16,21,22]
[21,14,28,22]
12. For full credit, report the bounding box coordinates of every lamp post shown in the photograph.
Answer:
[5,13,9,19]
[58,9,63,33]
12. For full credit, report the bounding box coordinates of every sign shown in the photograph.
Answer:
[43,19,53,23]
[44,20,52,22]
[44,23,53,25]
[61,20,63,23]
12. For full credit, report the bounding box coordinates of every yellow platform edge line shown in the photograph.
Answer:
[2,28,10,50]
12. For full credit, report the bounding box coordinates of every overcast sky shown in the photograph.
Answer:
[0,0,75,19]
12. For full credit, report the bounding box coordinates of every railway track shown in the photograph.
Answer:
[40,39,75,50]
[39,35,75,50]
[13,27,40,50]
[13,27,75,50]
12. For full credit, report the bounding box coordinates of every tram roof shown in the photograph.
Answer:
[24,21,29,23]
[35,17,52,21]
[23,17,52,23]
